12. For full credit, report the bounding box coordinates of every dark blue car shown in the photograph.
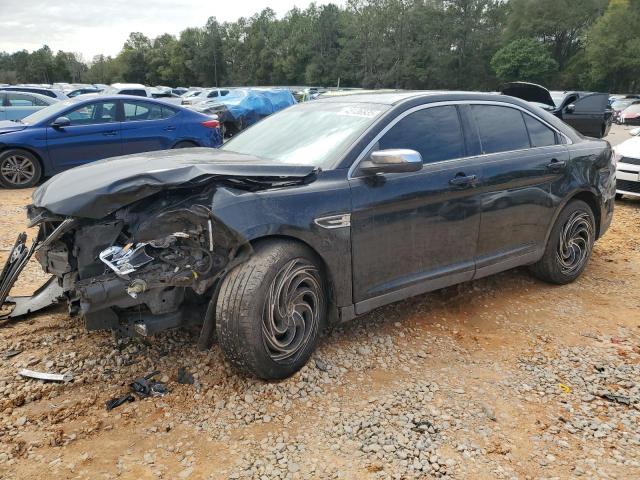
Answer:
[0,95,222,188]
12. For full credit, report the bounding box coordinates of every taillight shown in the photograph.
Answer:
[201,119,220,129]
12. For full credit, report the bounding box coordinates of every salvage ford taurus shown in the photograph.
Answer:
[0,92,615,380]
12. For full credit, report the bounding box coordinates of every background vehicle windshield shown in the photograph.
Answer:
[551,94,565,107]
[21,99,77,124]
[221,102,388,168]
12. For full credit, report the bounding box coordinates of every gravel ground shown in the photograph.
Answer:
[0,125,639,479]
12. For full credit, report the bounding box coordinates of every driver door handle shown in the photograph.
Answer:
[102,130,117,137]
[164,126,176,131]
[546,159,566,170]
[449,174,477,187]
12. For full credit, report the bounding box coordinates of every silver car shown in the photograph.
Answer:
[0,91,59,121]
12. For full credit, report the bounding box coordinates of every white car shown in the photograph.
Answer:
[614,130,640,198]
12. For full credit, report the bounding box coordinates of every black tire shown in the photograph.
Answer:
[0,149,42,188]
[530,199,596,285]
[216,240,326,380]
[173,141,198,149]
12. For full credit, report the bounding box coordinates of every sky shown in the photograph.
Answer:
[0,0,344,61]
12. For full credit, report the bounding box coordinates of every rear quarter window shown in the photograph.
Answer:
[523,114,557,148]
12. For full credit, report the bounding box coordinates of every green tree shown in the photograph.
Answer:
[505,0,607,70]
[491,38,559,83]
[585,0,640,92]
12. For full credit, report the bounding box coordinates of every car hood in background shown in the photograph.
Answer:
[0,121,28,134]
[614,136,640,159]
[500,82,556,108]
[32,148,317,219]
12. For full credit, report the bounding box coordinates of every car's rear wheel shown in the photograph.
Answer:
[0,149,42,189]
[530,199,596,284]
[216,240,326,379]
[173,141,198,149]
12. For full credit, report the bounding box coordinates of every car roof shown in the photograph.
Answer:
[314,90,519,106]
[1,90,57,101]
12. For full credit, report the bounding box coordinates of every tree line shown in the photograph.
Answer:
[1,0,639,93]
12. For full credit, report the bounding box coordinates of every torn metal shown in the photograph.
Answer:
[1,148,317,340]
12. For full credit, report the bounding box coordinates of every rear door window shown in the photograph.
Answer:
[123,101,175,121]
[471,105,530,154]
[523,114,557,147]
[7,93,38,107]
[377,105,465,164]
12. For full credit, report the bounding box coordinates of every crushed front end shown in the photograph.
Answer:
[1,186,250,338]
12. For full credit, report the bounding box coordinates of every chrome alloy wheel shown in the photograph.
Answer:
[0,154,36,186]
[262,259,324,363]
[556,210,594,275]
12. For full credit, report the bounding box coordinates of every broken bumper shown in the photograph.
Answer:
[1,233,64,320]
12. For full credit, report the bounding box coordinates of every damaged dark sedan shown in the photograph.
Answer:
[1,92,615,379]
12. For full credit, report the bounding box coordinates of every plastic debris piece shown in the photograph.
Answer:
[105,393,135,411]
[18,368,73,383]
[599,393,631,405]
[558,383,572,394]
[130,371,167,398]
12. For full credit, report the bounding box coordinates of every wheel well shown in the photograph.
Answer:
[249,235,338,312]
[173,140,199,148]
[571,191,601,238]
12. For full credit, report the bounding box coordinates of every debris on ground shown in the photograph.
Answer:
[129,371,167,398]
[105,393,135,411]
[177,366,194,385]
[17,368,73,383]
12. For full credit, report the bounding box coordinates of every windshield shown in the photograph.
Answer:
[221,102,389,168]
[551,94,565,107]
[21,99,77,125]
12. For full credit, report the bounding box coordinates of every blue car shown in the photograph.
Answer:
[0,95,222,188]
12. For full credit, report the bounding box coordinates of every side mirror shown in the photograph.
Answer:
[565,104,576,113]
[359,149,423,175]
[51,116,71,128]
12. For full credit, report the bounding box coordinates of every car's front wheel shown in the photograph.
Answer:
[530,199,596,284]
[0,149,42,189]
[216,240,326,379]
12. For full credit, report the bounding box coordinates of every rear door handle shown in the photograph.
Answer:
[449,174,477,187]
[102,131,117,137]
[164,126,176,131]
[546,159,566,170]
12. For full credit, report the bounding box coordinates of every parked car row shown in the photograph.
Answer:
[0,95,222,188]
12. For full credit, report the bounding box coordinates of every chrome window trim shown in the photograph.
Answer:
[347,100,573,180]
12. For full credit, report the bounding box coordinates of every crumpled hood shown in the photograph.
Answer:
[500,82,556,108]
[0,120,28,135]
[32,148,317,219]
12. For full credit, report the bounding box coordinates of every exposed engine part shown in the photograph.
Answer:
[127,279,147,298]
[99,244,154,276]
